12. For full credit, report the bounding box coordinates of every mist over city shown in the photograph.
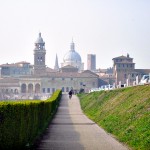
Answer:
[0,1,150,150]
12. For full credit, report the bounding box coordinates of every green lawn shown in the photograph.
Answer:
[78,85,150,150]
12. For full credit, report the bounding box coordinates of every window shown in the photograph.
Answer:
[52,77,55,80]
[52,88,55,93]
[62,78,65,80]
[47,88,50,93]
[62,87,64,92]
[43,88,45,93]
[124,74,127,79]
[70,78,73,80]
[66,87,69,92]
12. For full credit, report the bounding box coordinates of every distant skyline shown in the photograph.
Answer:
[0,0,150,69]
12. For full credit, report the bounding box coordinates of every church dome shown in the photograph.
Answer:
[35,32,44,43]
[63,51,81,62]
[63,41,81,62]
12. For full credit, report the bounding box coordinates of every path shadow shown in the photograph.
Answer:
[33,94,84,150]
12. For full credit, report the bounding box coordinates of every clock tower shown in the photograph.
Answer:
[34,32,46,74]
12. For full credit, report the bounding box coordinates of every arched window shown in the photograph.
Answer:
[28,84,33,93]
[14,89,18,94]
[10,89,13,93]
[21,84,26,93]
[35,83,40,93]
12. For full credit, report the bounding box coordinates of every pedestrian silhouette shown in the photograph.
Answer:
[68,90,73,99]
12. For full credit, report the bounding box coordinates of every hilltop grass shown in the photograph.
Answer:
[78,85,150,150]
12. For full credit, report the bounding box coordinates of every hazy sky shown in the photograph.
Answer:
[0,0,150,69]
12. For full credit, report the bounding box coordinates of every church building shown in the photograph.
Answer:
[0,33,99,99]
[61,40,84,71]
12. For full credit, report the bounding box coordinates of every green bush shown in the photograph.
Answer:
[0,90,62,149]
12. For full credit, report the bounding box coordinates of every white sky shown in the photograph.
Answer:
[0,0,150,69]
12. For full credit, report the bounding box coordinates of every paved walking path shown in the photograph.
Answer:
[35,94,129,150]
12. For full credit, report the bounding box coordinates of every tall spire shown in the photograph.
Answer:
[54,54,59,71]
[70,39,75,51]
[39,32,41,37]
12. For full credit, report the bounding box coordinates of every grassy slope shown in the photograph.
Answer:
[78,85,150,150]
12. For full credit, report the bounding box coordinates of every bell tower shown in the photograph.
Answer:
[34,32,46,74]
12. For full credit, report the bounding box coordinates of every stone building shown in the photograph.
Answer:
[112,54,150,86]
[112,54,135,85]
[41,70,99,94]
[87,54,96,71]
[0,78,19,100]
[96,68,115,85]
[0,33,99,99]
[0,61,33,77]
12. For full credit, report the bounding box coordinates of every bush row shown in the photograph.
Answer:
[0,90,62,149]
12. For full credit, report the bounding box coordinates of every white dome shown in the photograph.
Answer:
[61,40,84,71]
[63,50,81,62]
[63,41,81,62]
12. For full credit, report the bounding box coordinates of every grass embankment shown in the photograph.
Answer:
[78,85,150,150]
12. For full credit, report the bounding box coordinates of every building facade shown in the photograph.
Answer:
[0,33,99,100]
[112,54,135,85]
[87,54,96,71]
[0,61,33,77]
[112,54,150,86]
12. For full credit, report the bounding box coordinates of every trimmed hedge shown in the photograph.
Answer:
[0,90,62,149]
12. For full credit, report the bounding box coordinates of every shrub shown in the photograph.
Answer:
[0,90,62,149]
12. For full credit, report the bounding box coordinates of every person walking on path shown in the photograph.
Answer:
[68,90,73,99]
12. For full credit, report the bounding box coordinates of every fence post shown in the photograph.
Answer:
[136,75,139,85]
